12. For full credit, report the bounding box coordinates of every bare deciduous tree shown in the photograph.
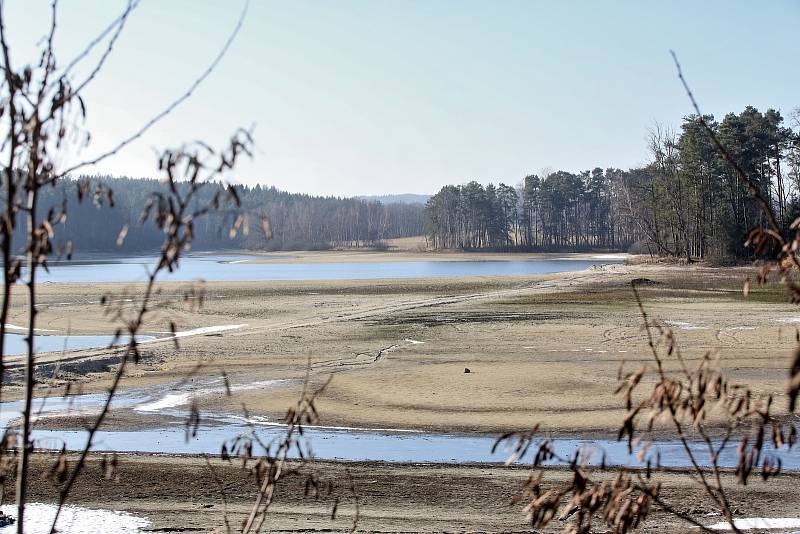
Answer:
[0,1,259,530]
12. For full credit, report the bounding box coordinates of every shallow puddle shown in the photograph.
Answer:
[2,333,154,356]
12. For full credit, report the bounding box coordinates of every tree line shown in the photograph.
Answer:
[425,105,800,260]
[13,105,798,260]
[425,171,631,250]
[13,177,425,253]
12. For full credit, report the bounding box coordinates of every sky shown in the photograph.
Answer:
[2,1,799,196]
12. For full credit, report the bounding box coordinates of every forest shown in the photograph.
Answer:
[17,178,425,253]
[16,106,799,260]
[425,106,800,260]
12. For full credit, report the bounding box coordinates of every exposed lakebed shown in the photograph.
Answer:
[6,253,797,470]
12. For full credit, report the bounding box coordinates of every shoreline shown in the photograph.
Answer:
[36,246,632,263]
[233,249,632,264]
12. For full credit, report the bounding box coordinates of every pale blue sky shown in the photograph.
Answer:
[3,1,799,195]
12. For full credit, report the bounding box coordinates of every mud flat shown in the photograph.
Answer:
[15,452,800,533]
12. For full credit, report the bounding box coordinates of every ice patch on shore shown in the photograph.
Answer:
[135,392,192,412]
[134,379,288,413]
[229,379,289,393]
[587,253,629,260]
[3,323,58,332]
[149,324,247,339]
[664,321,705,330]
[404,338,425,344]
[548,349,631,353]
[238,414,418,433]
[705,517,800,530]
[0,502,149,533]
[174,324,247,338]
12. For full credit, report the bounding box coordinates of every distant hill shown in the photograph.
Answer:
[358,193,431,205]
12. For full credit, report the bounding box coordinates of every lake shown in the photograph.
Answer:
[34,254,625,283]
[2,385,795,469]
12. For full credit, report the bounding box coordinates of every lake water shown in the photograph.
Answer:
[35,254,624,283]
[2,333,155,356]
[26,423,798,468]
[2,387,796,469]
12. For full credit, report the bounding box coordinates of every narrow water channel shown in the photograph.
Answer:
[2,384,795,469]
